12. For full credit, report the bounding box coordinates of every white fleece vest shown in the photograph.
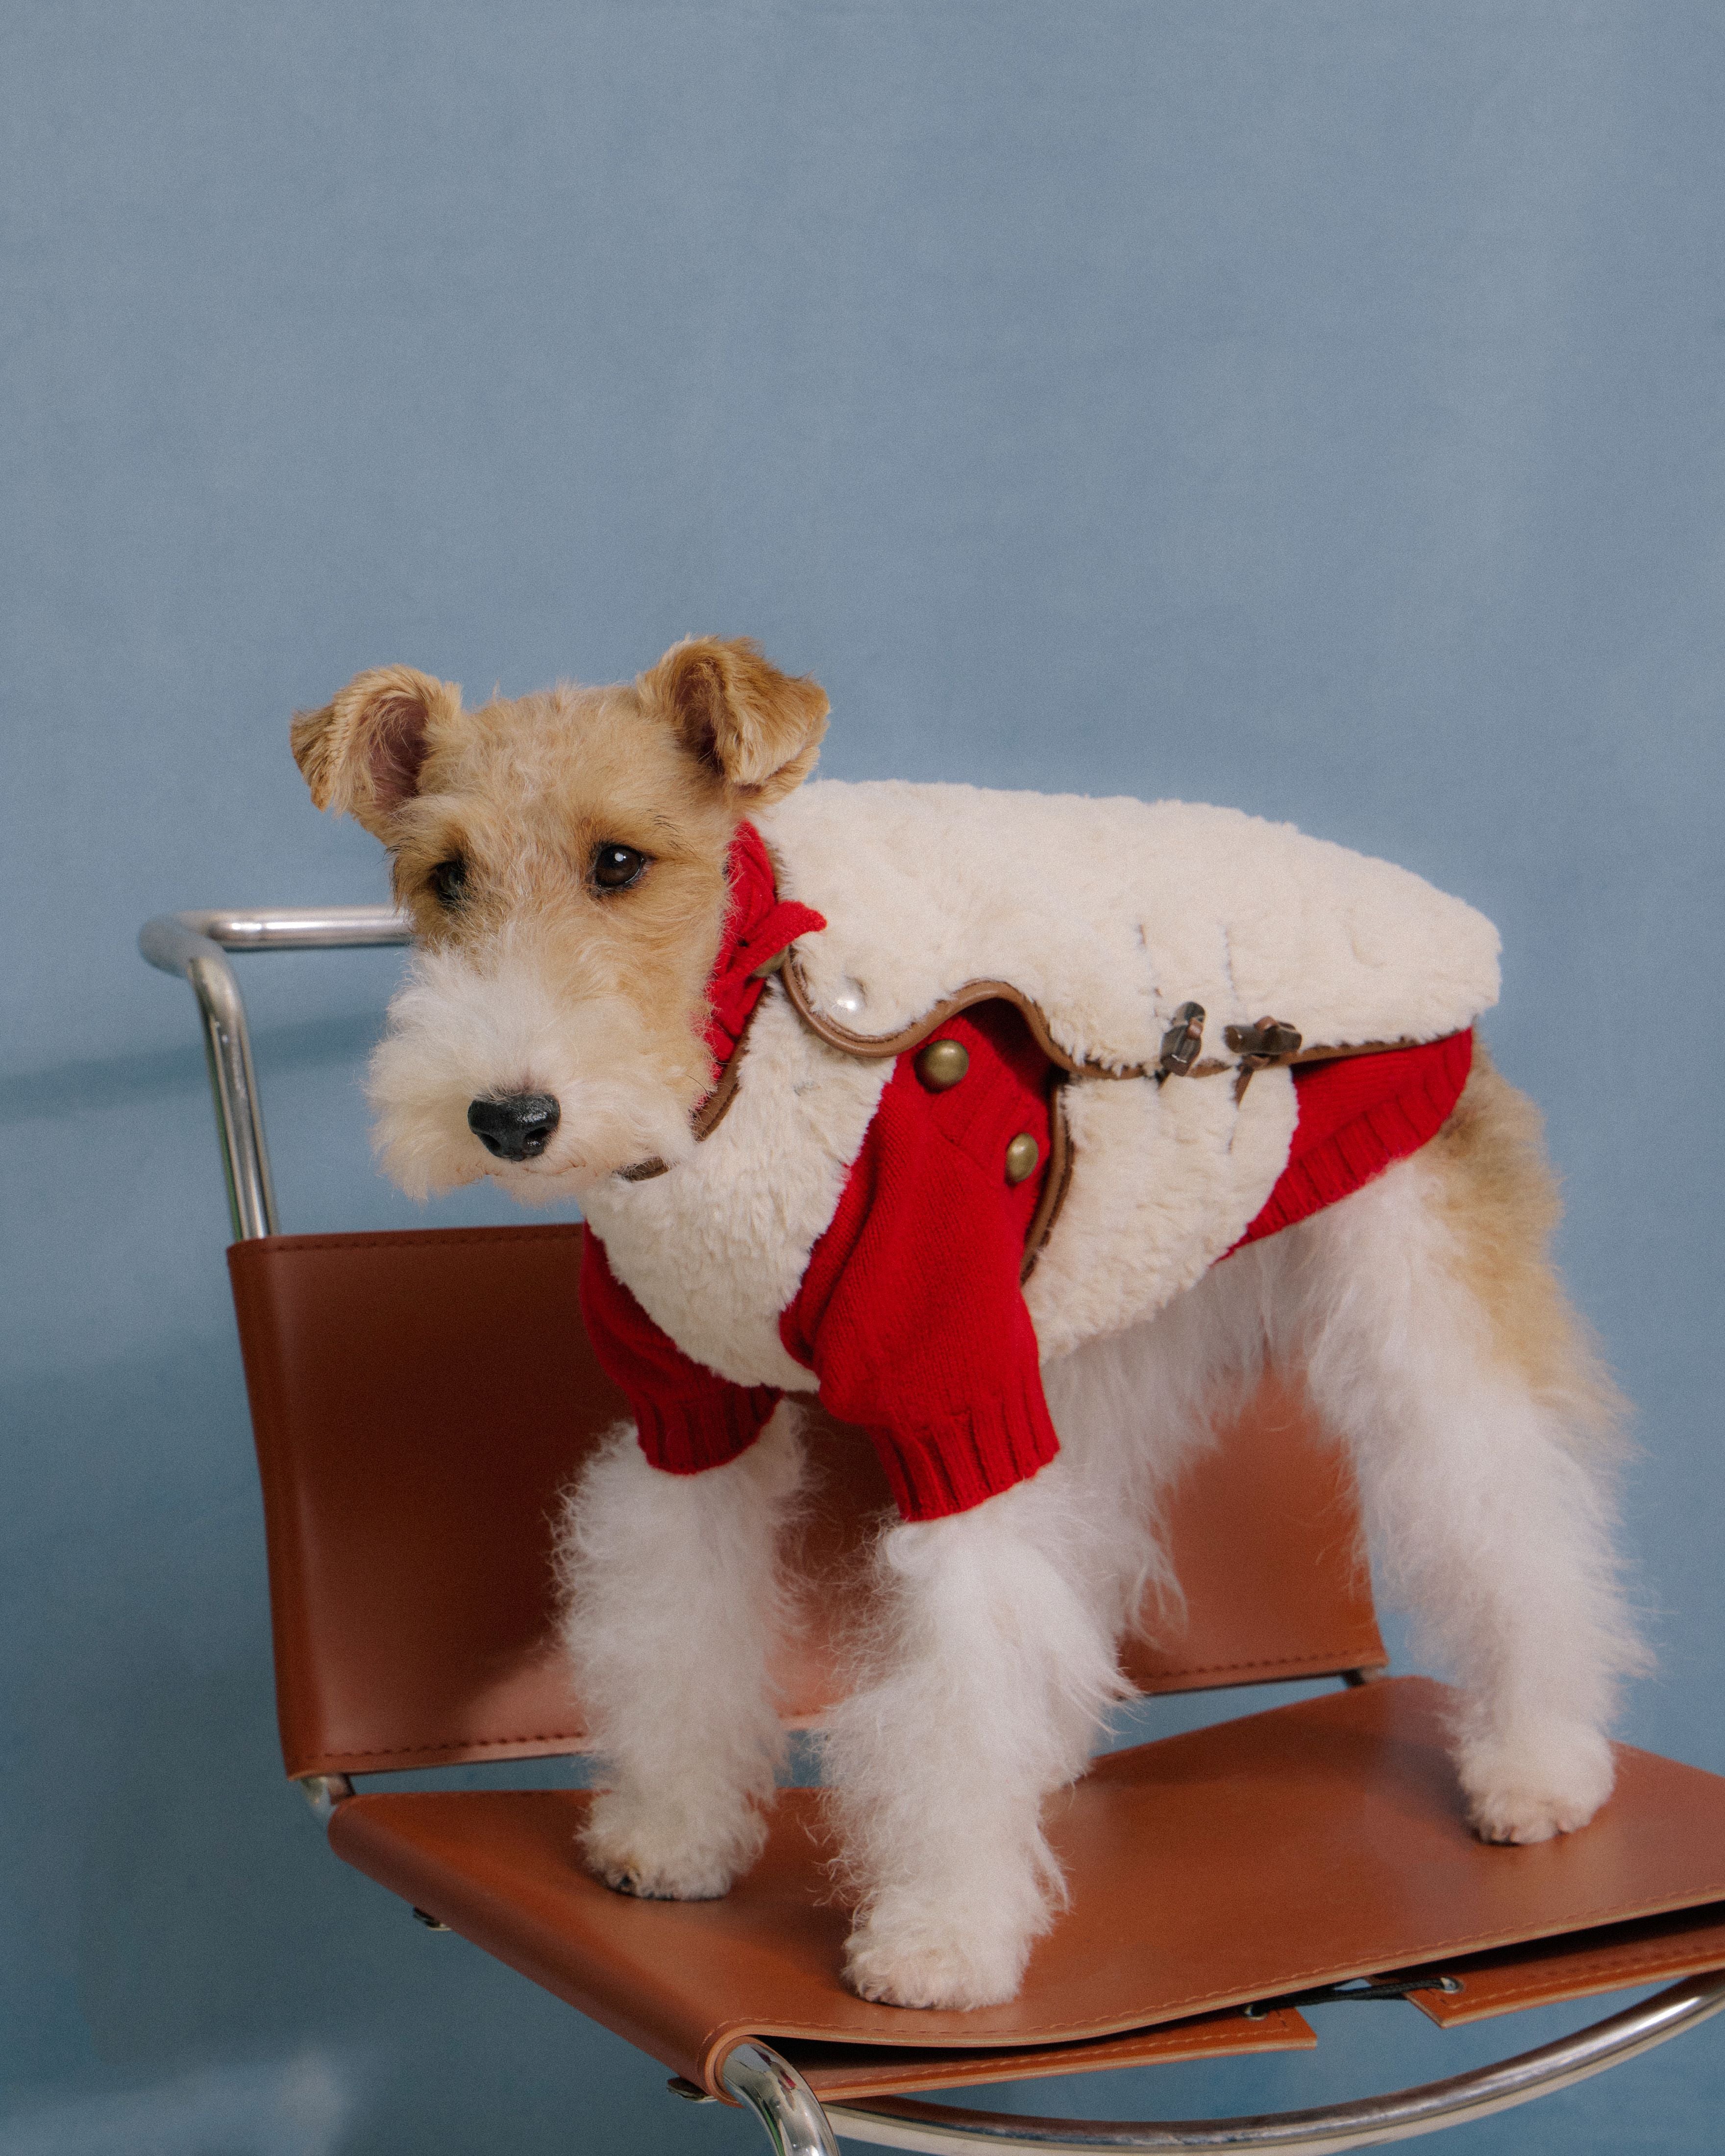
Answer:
[579,782,1501,1373]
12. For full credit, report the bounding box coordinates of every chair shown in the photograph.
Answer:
[142,904,1725,2155]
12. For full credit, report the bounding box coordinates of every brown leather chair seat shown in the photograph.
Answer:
[328,1679,1725,2104]
[226,1222,1725,2123]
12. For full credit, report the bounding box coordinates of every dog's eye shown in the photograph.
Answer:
[592,843,649,892]
[429,858,467,908]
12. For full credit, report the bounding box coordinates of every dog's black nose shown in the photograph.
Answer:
[468,1093,561,1162]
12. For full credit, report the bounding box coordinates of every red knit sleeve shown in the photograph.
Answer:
[580,1225,780,1474]
[1233,1029,1474,1250]
[780,1004,1061,1521]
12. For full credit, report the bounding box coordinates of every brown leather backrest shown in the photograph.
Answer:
[228,1225,1385,1781]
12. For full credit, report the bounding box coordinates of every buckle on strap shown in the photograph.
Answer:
[1224,1015,1303,1101]
[1224,1016,1303,1060]
[1156,1002,1206,1081]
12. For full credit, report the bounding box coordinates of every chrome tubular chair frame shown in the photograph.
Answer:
[142,907,1725,2156]
[808,1971,1725,2151]
[139,905,410,1241]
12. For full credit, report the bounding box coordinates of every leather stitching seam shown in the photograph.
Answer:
[1427,1936,1725,2011]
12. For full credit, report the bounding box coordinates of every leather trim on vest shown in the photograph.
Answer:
[780,950,1146,1077]
[690,992,763,1143]
[613,992,769,1183]
[617,944,1439,1198]
[628,965,1081,1265]
[1020,1075,1074,1284]
[781,947,1439,1088]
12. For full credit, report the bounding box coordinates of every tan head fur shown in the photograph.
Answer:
[291,638,829,1198]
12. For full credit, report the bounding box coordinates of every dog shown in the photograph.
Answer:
[291,636,1645,2012]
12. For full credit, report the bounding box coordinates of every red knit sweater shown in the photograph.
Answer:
[580,826,1473,1521]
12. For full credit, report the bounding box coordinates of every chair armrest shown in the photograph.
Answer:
[139,905,409,1238]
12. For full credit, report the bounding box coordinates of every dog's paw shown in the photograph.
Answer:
[843,1913,1030,2010]
[1458,1719,1616,1845]
[581,1788,764,1901]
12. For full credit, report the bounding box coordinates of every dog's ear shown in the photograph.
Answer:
[291,666,463,837]
[641,637,829,805]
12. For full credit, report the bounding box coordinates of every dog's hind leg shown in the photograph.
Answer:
[555,1403,806,1899]
[1040,1245,1278,1648]
[1279,1056,1649,1845]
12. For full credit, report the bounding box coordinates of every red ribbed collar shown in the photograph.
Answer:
[703,822,826,1068]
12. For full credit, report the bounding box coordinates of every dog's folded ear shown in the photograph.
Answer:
[641,637,829,805]
[291,666,464,837]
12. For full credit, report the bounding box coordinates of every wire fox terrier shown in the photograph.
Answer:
[292,637,1645,2011]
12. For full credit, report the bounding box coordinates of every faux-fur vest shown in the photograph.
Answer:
[579,781,1501,1378]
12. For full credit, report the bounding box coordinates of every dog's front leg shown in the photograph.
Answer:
[824,1474,1124,2009]
[556,1404,805,1900]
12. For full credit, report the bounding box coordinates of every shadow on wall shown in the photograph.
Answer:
[0,1014,383,1130]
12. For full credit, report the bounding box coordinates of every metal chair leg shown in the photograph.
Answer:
[719,2041,842,2155]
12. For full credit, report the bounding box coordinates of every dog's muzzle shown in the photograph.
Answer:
[468,1093,561,1162]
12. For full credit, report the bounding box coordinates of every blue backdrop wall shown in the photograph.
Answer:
[2,4,1721,2151]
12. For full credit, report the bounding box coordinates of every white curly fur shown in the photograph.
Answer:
[555,1402,810,1899]
[555,1150,1644,2006]
[762,782,1501,1073]
[368,932,700,1202]
[1285,1157,1649,1843]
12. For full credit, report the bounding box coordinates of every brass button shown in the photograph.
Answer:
[916,1038,970,1091]
[1004,1133,1040,1185]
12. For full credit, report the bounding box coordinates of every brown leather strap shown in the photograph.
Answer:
[1019,1077,1073,1282]
[690,992,764,1141]
[614,982,771,1180]
[779,952,1148,1077]
[773,955,1075,1274]
[779,951,1435,1088]
[621,952,1437,1188]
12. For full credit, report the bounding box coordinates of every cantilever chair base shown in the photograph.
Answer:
[711,1969,1725,2153]
[804,1969,1725,2153]
[140,906,1725,2155]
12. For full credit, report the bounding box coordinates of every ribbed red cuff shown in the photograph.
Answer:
[631,1384,782,1476]
[864,1362,1061,1520]
[1237,1030,1474,1250]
